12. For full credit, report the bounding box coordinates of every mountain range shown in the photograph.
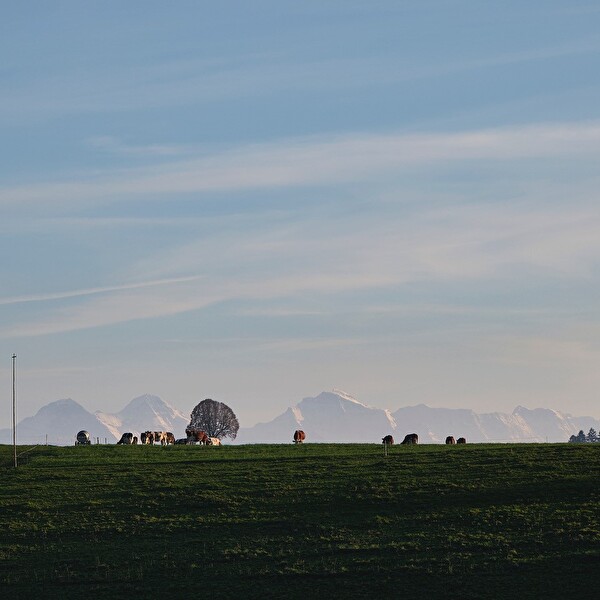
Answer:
[0,394,188,446]
[1,389,598,446]
[234,390,600,444]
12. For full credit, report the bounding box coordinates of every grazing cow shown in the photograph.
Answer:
[132,436,138,445]
[207,437,221,446]
[141,431,154,445]
[401,433,419,445]
[75,430,91,445]
[382,435,394,445]
[293,430,306,444]
[186,429,209,445]
[117,432,134,445]
[175,438,188,444]
[457,437,467,444]
[153,431,167,445]
[445,436,456,445]
[165,432,176,445]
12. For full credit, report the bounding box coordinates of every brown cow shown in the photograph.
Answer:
[186,429,209,445]
[445,436,456,444]
[293,430,306,444]
[401,433,419,445]
[165,432,176,445]
[382,435,394,445]
[457,437,467,444]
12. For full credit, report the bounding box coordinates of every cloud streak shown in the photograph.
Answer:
[3,121,600,210]
[4,199,600,338]
[0,276,202,307]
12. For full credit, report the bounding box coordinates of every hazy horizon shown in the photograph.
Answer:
[4,387,600,432]
[3,2,600,428]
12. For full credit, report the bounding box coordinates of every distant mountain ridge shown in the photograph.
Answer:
[96,394,188,441]
[0,394,190,446]
[1,390,598,446]
[235,390,600,444]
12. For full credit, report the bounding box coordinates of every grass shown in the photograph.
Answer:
[0,443,598,598]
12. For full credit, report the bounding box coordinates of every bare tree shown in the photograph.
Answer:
[188,399,239,440]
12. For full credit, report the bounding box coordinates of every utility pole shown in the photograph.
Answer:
[12,354,17,468]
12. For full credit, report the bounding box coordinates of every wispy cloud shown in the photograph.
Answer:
[4,199,600,339]
[3,121,600,210]
[87,136,193,157]
[2,31,598,123]
[0,276,202,306]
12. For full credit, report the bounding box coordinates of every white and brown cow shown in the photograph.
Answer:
[186,429,209,445]
[153,431,168,445]
[141,431,154,444]
[207,437,221,446]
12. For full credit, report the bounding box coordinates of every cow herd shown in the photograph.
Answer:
[382,434,467,445]
[114,429,221,446]
[294,430,465,445]
[445,436,467,444]
[87,428,466,446]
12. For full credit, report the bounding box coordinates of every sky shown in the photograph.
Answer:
[2,1,600,428]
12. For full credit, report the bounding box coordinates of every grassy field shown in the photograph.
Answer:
[0,442,598,599]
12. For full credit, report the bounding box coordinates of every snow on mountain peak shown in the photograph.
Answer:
[384,409,397,429]
[331,389,370,408]
[291,406,304,424]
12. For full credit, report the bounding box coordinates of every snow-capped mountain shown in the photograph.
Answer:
[236,390,600,444]
[96,394,189,440]
[0,399,117,446]
[3,390,598,446]
[0,394,190,446]
[236,390,395,443]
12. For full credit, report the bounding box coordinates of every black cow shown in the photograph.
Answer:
[401,433,419,445]
[382,435,394,445]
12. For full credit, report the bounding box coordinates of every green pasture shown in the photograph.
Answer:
[0,443,598,598]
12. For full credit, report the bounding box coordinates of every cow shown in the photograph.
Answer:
[445,436,456,444]
[186,429,209,445]
[165,432,176,445]
[382,435,394,445]
[141,431,154,445]
[401,433,419,445]
[207,437,221,446]
[153,431,167,445]
[293,430,306,444]
[117,432,134,445]
[132,436,138,445]
[175,438,188,444]
[457,437,467,444]
[75,430,91,445]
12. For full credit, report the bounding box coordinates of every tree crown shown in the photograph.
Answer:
[188,398,239,440]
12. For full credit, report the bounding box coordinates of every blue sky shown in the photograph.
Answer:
[2,1,600,428]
